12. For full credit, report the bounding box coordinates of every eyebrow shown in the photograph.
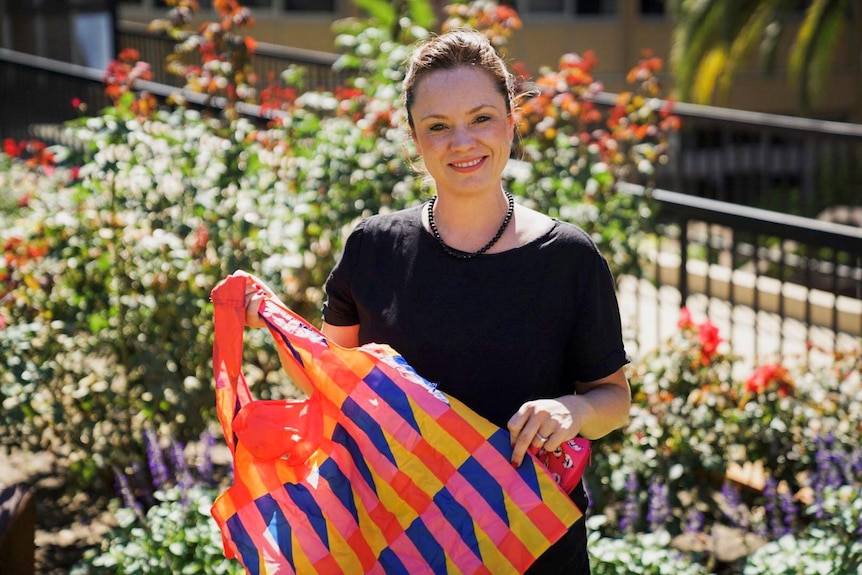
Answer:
[418,104,498,122]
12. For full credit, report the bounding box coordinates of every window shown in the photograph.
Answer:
[283,0,335,10]
[152,0,337,10]
[640,0,665,16]
[521,0,616,16]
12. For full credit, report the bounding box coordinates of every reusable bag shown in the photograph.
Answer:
[210,274,582,575]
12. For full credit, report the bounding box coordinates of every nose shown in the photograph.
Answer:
[450,125,475,150]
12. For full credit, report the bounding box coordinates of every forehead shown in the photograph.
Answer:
[412,66,506,112]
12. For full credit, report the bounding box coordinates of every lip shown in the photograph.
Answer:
[449,156,487,172]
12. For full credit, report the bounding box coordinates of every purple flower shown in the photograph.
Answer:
[647,479,670,531]
[144,428,169,490]
[170,440,193,497]
[684,507,704,533]
[113,466,141,512]
[779,488,795,537]
[619,470,640,533]
[196,428,216,483]
[721,481,746,529]
[763,477,785,539]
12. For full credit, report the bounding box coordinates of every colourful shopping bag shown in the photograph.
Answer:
[210,274,582,575]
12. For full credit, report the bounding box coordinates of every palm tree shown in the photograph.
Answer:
[667,0,858,112]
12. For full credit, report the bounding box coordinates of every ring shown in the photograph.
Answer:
[535,433,549,443]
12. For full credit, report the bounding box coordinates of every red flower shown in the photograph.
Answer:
[698,319,722,360]
[4,138,23,158]
[746,364,794,396]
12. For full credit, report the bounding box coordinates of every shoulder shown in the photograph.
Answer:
[342,205,426,260]
[352,205,424,239]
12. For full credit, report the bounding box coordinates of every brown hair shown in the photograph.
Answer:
[402,29,515,134]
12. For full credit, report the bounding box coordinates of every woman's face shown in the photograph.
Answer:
[410,66,514,199]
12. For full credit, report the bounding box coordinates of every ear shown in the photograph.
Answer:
[507,112,515,144]
[411,128,423,155]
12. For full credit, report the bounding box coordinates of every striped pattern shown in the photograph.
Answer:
[211,276,581,575]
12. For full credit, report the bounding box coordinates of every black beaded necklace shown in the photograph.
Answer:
[427,191,515,260]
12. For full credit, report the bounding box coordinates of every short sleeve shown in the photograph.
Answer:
[567,249,629,382]
[321,221,366,326]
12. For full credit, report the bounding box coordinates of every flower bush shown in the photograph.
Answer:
[585,307,862,572]
[70,430,243,574]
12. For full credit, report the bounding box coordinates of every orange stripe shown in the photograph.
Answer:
[389,470,433,514]
[435,408,490,452]
[496,530,537,573]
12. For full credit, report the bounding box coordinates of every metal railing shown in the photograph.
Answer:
[620,96,862,220]
[1,47,859,371]
[617,182,861,372]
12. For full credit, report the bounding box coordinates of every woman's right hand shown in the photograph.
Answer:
[229,270,278,329]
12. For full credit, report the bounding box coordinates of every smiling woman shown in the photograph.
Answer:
[242,29,632,575]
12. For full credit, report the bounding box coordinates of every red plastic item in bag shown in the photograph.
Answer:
[530,437,591,495]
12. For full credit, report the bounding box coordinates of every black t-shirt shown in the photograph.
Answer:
[323,204,629,429]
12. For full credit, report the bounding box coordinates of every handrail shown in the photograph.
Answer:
[0,47,104,81]
[617,181,862,253]
[591,92,862,138]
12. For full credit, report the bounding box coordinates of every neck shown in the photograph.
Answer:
[427,190,514,257]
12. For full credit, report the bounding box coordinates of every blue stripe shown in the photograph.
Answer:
[458,456,510,526]
[285,484,329,550]
[388,354,450,404]
[319,457,359,524]
[266,318,305,367]
[434,487,482,561]
[255,494,294,566]
[486,428,514,459]
[378,547,410,575]
[363,366,421,434]
[405,517,447,574]
[332,424,377,495]
[486,428,544,499]
[341,396,397,466]
[226,513,264,575]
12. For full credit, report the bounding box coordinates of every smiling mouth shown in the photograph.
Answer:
[451,157,484,169]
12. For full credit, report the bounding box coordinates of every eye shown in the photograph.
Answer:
[429,123,447,132]
[474,114,492,124]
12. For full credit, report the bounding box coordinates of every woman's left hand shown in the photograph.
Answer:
[506,398,581,467]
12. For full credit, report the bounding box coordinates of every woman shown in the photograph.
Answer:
[245,29,630,574]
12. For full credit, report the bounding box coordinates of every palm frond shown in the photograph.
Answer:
[789,0,850,110]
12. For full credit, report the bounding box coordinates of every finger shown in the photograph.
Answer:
[511,422,544,467]
[507,411,528,447]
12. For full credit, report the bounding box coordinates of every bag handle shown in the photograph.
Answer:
[212,274,324,463]
[211,275,257,454]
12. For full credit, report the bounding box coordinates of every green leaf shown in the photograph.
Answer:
[352,0,395,27]
[406,0,437,29]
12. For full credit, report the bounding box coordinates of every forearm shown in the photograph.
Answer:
[560,371,631,439]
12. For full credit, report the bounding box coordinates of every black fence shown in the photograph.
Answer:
[1,46,860,370]
[616,183,862,371]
